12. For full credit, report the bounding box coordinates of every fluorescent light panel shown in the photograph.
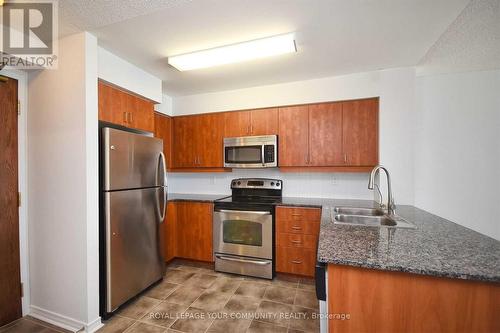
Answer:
[168,33,296,71]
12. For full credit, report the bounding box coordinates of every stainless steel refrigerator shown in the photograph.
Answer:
[100,126,167,317]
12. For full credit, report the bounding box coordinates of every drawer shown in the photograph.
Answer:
[276,206,321,222]
[277,233,317,250]
[277,219,320,235]
[276,246,316,277]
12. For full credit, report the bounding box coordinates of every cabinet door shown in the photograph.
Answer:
[196,113,224,167]
[154,113,173,170]
[172,116,196,168]
[132,97,155,133]
[309,102,344,166]
[176,202,213,262]
[98,82,126,126]
[342,98,379,166]
[163,202,177,262]
[250,108,278,136]
[224,111,250,138]
[278,106,309,166]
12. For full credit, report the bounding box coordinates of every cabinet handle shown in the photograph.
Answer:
[250,124,253,134]
[291,260,302,264]
[291,226,302,230]
[344,153,347,164]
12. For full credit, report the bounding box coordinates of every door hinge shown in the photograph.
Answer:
[18,192,21,207]
[17,100,21,116]
[20,283,24,297]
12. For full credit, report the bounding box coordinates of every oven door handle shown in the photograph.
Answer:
[215,255,271,266]
[215,209,271,215]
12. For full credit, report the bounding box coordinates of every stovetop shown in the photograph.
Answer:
[214,178,283,211]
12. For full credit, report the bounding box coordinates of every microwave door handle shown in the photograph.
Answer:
[261,144,265,166]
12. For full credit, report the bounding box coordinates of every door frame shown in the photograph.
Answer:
[0,68,29,316]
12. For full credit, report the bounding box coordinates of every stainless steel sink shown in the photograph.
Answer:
[334,206,385,216]
[332,207,416,229]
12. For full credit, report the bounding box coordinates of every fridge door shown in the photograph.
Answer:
[103,127,164,191]
[105,188,165,312]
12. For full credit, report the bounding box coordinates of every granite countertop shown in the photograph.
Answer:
[166,193,500,282]
[315,201,500,283]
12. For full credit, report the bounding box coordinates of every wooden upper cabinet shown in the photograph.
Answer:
[224,111,250,137]
[224,108,278,138]
[98,82,124,125]
[98,81,155,133]
[196,113,224,167]
[342,98,379,166]
[172,116,196,168]
[309,102,344,166]
[154,112,173,170]
[172,113,224,168]
[278,105,309,167]
[249,108,278,136]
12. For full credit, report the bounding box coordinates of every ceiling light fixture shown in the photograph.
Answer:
[168,33,296,71]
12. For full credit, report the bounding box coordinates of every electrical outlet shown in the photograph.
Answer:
[332,175,338,185]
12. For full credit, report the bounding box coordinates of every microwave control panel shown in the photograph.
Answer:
[264,145,275,163]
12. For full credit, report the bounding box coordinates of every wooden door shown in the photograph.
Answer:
[0,75,22,326]
[342,98,379,166]
[250,108,278,136]
[196,113,224,167]
[176,202,213,262]
[172,116,196,168]
[98,82,126,126]
[224,111,250,137]
[278,105,309,166]
[309,102,344,166]
[163,202,177,262]
[132,97,155,133]
[154,112,173,170]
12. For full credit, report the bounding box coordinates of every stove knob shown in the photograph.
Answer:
[276,182,280,187]
[232,181,236,186]
[270,182,275,186]
[237,181,241,185]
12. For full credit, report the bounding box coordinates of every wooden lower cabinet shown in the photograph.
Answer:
[167,201,213,262]
[327,264,500,333]
[276,206,321,277]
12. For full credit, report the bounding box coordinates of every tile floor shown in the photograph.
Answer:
[0,261,319,333]
[100,261,319,333]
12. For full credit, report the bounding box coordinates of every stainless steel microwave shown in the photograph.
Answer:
[223,135,278,168]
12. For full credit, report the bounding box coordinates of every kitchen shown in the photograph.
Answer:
[0,1,499,333]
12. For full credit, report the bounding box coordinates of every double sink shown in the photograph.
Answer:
[332,206,416,229]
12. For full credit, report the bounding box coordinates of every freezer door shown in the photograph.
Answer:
[103,127,165,191]
[105,188,165,312]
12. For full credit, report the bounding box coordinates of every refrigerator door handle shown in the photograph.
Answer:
[156,152,167,187]
[157,186,167,223]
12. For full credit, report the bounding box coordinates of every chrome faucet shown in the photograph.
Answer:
[368,165,396,216]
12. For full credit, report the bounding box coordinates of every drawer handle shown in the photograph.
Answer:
[291,213,302,216]
[291,226,302,230]
[291,240,302,244]
[291,260,302,264]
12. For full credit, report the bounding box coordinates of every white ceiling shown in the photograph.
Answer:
[59,0,470,96]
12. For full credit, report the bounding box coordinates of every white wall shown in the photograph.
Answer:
[154,94,173,116]
[28,32,101,332]
[97,46,163,103]
[414,70,500,240]
[170,68,416,205]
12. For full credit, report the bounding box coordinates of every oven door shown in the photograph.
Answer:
[213,208,273,259]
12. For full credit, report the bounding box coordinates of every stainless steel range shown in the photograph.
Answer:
[213,178,283,279]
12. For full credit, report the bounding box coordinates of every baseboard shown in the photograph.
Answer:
[30,305,103,332]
